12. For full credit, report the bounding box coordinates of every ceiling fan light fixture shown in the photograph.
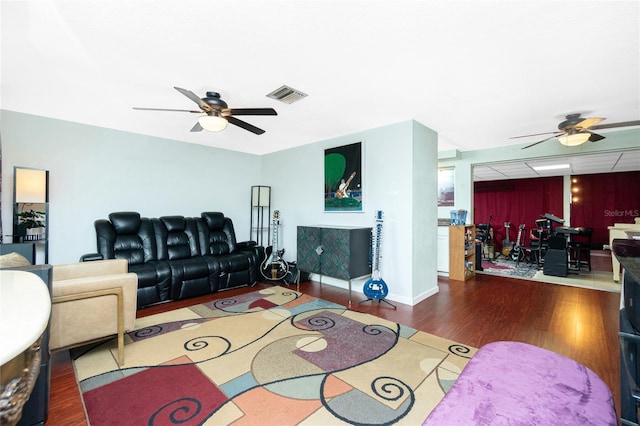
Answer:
[532,164,570,171]
[198,114,228,132]
[558,132,590,147]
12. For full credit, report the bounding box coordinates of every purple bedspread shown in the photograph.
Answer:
[424,341,616,425]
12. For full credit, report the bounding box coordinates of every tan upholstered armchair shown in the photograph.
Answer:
[50,259,137,366]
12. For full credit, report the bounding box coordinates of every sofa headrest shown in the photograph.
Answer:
[109,212,141,234]
[201,212,225,231]
[160,216,186,232]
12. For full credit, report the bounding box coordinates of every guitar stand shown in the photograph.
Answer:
[268,270,294,287]
[359,297,397,309]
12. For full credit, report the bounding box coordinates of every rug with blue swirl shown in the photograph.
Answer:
[72,286,475,425]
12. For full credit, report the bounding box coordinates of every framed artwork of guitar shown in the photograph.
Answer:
[260,210,289,281]
[324,142,363,212]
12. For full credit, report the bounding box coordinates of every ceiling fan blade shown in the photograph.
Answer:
[585,130,605,142]
[190,121,203,132]
[227,116,266,135]
[133,107,201,113]
[225,108,278,116]
[510,131,562,139]
[521,134,563,150]
[590,120,640,130]
[575,117,604,129]
[174,87,211,112]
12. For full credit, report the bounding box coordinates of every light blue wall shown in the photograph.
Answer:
[4,110,635,302]
[411,121,439,301]
[261,120,439,305]
[1,111,438,305]
[1,110,262,264]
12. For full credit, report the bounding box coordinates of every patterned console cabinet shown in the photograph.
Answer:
[297,225,372,305]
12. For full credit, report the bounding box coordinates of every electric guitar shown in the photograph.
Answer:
[501,222,514,257]
[335,172,356,199]
[509,224,526,262]
[363,210,389,300]
[260,210,289,281]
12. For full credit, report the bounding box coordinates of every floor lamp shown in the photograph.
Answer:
[250,186,271,247]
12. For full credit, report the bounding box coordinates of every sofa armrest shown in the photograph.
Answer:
[52,273,137,297]
[80,253,104,262]
[53,287,125,365]
[49,272,138,362]
[53,258,128,281]
[52,272,138,326]
[236,241,257,249]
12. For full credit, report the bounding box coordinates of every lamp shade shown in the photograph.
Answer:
[251,186,271,207]
[198,115,228,131]
[558,132,590,147]
[15,168,48,203]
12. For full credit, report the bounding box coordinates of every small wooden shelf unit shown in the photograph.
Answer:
[449,225,476,281]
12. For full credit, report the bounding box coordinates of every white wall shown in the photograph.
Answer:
[1,111,262,264]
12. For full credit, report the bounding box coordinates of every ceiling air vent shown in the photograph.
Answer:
[267,85,307,104]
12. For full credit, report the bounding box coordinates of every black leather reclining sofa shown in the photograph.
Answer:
[94,211,264,308]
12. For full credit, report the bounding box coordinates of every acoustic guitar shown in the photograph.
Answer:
[501,222,514,257]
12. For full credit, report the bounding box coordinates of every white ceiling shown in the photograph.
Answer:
[473,150,640,181]
[2,0,639,166]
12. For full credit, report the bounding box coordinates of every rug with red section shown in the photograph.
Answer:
[83,363,226,425]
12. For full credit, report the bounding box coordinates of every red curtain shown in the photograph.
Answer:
[474,176,564,252]
[570,171,640,245]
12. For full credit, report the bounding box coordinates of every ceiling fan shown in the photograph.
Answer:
[133,87,277,135]
[511,113,640,150]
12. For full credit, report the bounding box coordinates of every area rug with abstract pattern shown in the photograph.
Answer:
[72,286,476,425]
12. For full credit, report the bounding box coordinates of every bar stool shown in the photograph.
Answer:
[531,229,549,266]
[569,227,593,271]
[516,230,548,269]
[530,225,549,263]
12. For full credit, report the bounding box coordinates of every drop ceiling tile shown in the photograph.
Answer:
[472,150,640,181]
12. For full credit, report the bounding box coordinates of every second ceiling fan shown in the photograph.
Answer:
[134,87,277,135]
[511,113,640,149]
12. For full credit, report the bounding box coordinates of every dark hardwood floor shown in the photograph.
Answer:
[45,273,621,425]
